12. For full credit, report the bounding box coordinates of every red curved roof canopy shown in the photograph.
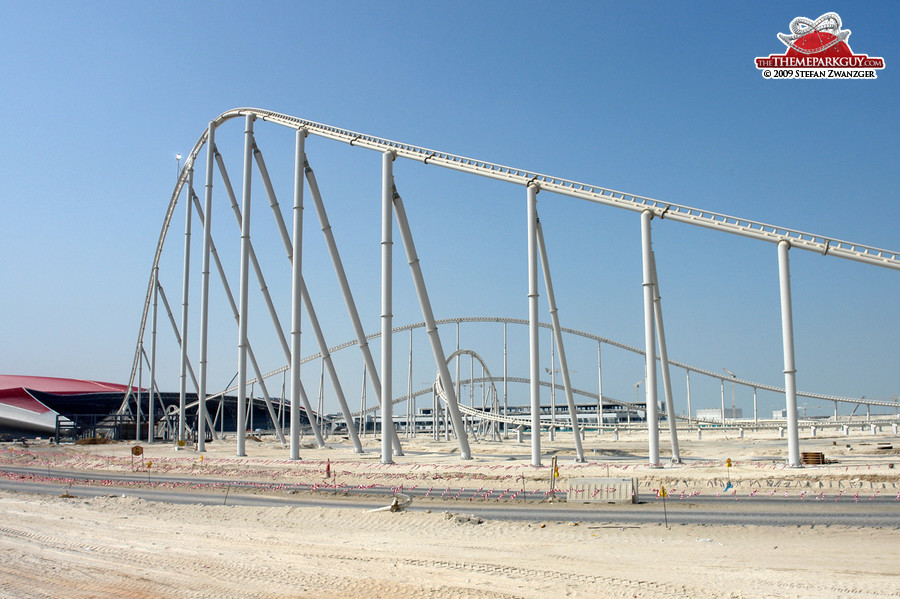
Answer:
[0,375,135,414]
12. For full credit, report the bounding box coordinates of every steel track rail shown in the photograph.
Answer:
[195,317,897,414]
[234,107,899,270]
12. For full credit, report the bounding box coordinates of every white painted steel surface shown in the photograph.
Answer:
[381,152,394,464]
[536,218,584,462]
[392,186,471,459]
[778,241,801,467]
[235,115,254,457]
[122,108,899,461]
[124,107,900,421]
[650,251,680,464]
[289,129,305,460]
[640,211,660,466]
[527,185,541,466]
[178,167,193,445]
[305,160,401,456]
[197,122,214,453]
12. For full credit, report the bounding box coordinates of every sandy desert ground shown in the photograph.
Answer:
[1,428,898,598]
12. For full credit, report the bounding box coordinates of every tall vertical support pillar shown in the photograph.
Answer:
[305,161,401,455]
[527,184,541,467]
[640,210,661,466]
[535,219,584,461]
[236,114,255,457]
[549,335,556,440]
[754,388,759,427]
[597,343,604,435]
[359,365,367,437]
[407,330,414,437]
[289,129,306,460]
[777,240,802,467]
[148,267,158,444]
[503,322,508,439]
[136,348,142,442]
[456,323,461,433]
[720,380,726,424]
[197,122,216,452]
[178,168,193,446]
[381,151,394,464]
[685,371,693,431]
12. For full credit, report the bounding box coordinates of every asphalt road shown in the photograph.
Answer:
[2,466,898,528]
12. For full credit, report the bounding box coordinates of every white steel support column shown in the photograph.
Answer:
[391,185,472,459]
[301,280,363,452]
[407,330,413,437]
[136,348,142,442]
[650,251,681,463]
[236,114,254,457]
[305,162,402,455]
[549,336,555,439]
[777,240,802,467]
[289,129,305,460]
[456,323,461,433]
[527,184,541,467]
[185,193,269,443]
[359,365,367,437]
[178,168,193,446]
[254,148,292,257]
[251,141,360,452]
[685,371,692,431]
[211,153,302,446]
[754,387,759,427]
[535,219,584,461]
[381,151,394,464]
[156,282,217,439]
[640,210,660,466]
[148,267,158,444]
[720,379,726,424]
[503,322,508,439]
[197,122,215,452]
[597,343,604,435]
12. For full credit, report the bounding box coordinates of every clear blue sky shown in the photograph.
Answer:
[1,1,897,418]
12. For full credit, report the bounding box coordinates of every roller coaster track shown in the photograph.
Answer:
[194,317,897,415]
[126,107,899,414]
[201,108,899,270]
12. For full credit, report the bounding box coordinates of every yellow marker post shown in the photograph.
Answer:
[660,484,669,528]
[550,456,559,501]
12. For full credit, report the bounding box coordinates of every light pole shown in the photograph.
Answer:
[545,367,557,437]
[632,379,643,427]
[545,367,576,436]
[176,153,182,182]
[723,368,736,423]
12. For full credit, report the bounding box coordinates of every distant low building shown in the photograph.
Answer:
[696,408,743,422]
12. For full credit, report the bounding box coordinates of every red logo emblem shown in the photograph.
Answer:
[755,12,885,79]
